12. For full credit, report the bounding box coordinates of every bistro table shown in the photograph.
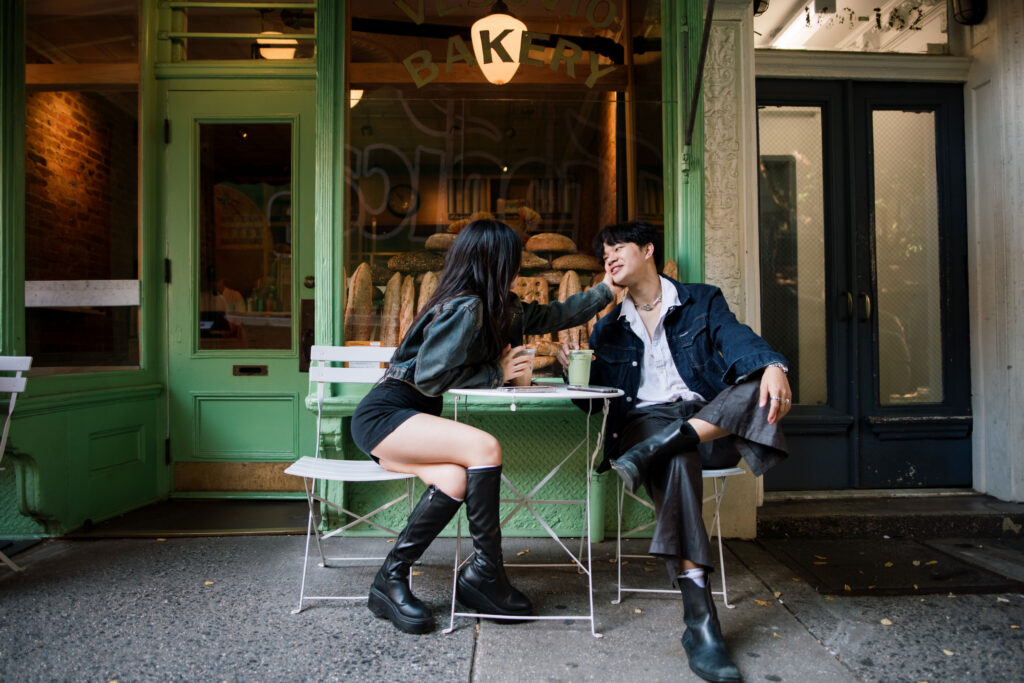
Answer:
[442,382,623,638]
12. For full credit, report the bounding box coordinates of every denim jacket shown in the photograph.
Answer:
[386,283,613,397]
[586,277,786,464]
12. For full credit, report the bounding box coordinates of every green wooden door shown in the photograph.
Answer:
[164,89,315,496]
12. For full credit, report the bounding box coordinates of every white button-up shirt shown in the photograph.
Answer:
[620,276,705,408]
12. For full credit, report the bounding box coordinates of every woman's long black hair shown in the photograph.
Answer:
[412,219,522,358]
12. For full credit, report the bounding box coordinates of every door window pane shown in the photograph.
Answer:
[872,110,942,405]
[757,106,828,405]
[198,123,293,350]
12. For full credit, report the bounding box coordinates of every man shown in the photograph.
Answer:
[562,221,791,683]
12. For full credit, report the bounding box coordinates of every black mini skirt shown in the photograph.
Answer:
[350,378,444,460]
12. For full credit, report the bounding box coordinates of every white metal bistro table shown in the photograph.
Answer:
[442,383,623,638]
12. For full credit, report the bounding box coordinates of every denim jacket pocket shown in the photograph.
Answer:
[674,314,709,372]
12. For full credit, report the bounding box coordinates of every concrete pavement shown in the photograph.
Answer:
[2,533,1022,682]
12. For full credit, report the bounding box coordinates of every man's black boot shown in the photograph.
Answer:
[367,485,461,634]
[456,466,533,617]
[679,576,742,683]
[611,420,700,493]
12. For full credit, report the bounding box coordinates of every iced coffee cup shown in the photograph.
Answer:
[511,348,537,386]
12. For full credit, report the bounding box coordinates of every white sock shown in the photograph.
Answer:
[680,567,706,588]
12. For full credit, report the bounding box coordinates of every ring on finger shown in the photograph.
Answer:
[770,396,781,402]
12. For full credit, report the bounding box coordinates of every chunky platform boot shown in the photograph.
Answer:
[367,485,461,634]
[611,420,700,493]
[455,466,532,618]
[679,577,742,683]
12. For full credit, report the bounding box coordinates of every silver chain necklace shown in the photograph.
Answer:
[635,295,662,312]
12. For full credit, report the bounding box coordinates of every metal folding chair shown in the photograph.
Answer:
[1,356,32,572]
[283,345,416,614]
[612,466,746,609]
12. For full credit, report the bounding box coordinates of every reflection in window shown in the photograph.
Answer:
[198,124,293,351]
[344,1,663,358]
[24,1,140,373]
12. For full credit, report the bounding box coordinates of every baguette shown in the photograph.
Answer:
[380,271,403,346]
[398,275,416,342]
[418,271,439,313]
[557,271,587,349]
[344,262,374,342]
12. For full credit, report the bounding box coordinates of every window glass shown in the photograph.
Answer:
[163,1,315,61]
[754,1,949,54]
[24,1,141,374]
[345,0,663,359]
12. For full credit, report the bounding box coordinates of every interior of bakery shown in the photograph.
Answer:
[342,0,665,370]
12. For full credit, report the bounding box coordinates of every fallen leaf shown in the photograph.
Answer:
[516,549,530,557]
[386,538,396,543]
[880,618,893,626]
[1011,625,1020,629]
[912,560,921,566]
[942,649,955,657]
[773,592,782,599]
[813,561,828,566]
[644,567,656,572]
[884,561,894,568]
[411,570,423,576]
[791,577,801,582]
[996,597,1009,603]
[914,584,919,590]
[926,560,938,566]
[645,560,658,565]
[634,608,643,614]
[609,558,617,563]
[772,632,781,638]
[156,538,166,542]
[844,584,852,592]
[814,555,827,560]
[825,596,835,601]
[754,599,772,606]
[621,560,629,566]
[868,585,877,590]
[204,581,214,586]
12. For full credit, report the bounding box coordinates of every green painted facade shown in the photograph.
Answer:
[0,1,705,539]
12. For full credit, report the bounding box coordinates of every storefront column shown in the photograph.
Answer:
[966,3,1024,503]
[0,1,26,355]
[703,0,760,537]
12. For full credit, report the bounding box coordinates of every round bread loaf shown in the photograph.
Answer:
[425,232,457,251]
[387,250,446,273]
[525,233,576,253]
[553,253,602,272]
[539,270,565,286]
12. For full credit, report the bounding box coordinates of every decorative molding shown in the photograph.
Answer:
[756,50,971,82]
[704,23,744,315]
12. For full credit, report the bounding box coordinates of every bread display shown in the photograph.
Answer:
[344,262,374,342]
[663,259,678,281]
[425,232,457,251]
[387,250,446,273]
[520,250,548,270]
[557,270,588,350]
[525,233,576,254]
[539,270,565,286]
[553,253,602,272]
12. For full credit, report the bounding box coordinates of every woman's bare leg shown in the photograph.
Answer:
[372,413,502,499]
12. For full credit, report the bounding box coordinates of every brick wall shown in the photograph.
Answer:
[24,90,139,365]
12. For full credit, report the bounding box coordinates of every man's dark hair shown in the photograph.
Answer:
[591,221,662,271]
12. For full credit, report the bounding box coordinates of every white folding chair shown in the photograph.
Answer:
[1,356,32,572]
[612,467,746,609]
[283,345,416,614]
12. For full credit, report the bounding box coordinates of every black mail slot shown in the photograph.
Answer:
[233,365,268,376]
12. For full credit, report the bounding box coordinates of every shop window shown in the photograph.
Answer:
[344,0,663,356]
[754,0,950,54]
[24,1,141,374]
[160,1,315,62]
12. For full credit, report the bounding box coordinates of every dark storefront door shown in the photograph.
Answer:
[756,80,971,489]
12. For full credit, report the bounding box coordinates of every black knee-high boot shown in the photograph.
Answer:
[367,485,462,634]
[612,420,700,493]
[679,577,742,683]
[456,466,532,617]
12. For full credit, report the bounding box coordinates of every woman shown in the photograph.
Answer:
[351,219,618,634]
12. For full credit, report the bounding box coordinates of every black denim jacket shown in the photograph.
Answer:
[585,277,787,464]
[386,283,613,397]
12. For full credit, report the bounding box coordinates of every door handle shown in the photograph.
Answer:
[858,292,872,321]
[839,291,854,321]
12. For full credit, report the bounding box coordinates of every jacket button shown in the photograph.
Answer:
[626,396,632,402]
[612,433,618,439]
[632,361,638,367]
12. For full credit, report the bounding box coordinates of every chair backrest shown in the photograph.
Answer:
[1,356,32,464]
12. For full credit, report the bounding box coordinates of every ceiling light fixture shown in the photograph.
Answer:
[471,1,527,85]
[349,89,364,108]
[258,31,297,60]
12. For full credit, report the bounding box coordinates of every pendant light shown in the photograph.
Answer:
[471,1,527,85]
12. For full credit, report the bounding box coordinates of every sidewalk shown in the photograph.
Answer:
[2,533,1021,681]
